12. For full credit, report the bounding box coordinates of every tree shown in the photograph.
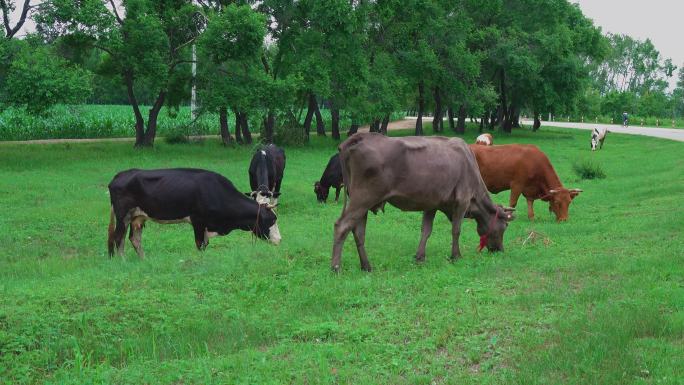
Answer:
[38,0,202,147]
[3,38,92,114]
[1,0,33,39]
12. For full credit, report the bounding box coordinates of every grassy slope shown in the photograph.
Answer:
[0,126,682,384]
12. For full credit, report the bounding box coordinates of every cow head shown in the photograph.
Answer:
[252,203,281,245]
[246,189,281,206]
[546,188,582,221]
[590,135,599,151]
[478,206,515,252]
[314,181,329,202]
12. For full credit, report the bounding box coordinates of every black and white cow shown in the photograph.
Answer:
[314,154,343,203]
[248,144,286,205]
[591,127,609,151]
[107,168,281,258]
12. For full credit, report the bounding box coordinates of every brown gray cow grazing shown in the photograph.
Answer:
[331,133,514,272]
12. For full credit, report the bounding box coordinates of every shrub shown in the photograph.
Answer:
[573,159,606,180]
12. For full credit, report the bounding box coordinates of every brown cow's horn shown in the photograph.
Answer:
[570,188,583,192]
[548,189,559,194]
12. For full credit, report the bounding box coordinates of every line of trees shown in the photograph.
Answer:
[1,0,682,147]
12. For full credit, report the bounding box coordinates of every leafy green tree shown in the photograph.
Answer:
[38,0,202,147]
[3,39,92,114]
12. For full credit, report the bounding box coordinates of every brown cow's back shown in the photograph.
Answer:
[469,144,563,197]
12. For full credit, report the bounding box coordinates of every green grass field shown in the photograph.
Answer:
[0,126,682,384]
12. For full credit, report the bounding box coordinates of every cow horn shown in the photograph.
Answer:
[570,188,583,193]
[548,189,559,194]
[502,206,516,212]
[267,203,278,209]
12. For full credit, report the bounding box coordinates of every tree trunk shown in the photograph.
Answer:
[347,122,359,137]
[511,106,521,128]
[331,106,341,140]
[533,114,541,131]
[234,111,243,144]
[498,69,508,132]
[142,90,166,147]
[432,87,442,132]
[303,94,316,140]
[380,114,390,135]
[314,98,326,136]
[369,119,380,133]
[263,110,275,143]
[415,81,425,136]
[240,112,252,144]
[448,106,455,131]
[219,106,231,145]
[479,114,486,133]
[456,104,466,134]
[124,73,146,147]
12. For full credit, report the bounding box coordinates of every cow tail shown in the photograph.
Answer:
[339,152,351,215]
[107,206,116,257]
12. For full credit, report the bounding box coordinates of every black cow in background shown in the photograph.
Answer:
[314,154,343,203]
[248,144,286,205]
[108,168,281,258]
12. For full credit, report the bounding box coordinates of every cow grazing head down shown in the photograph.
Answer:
[475,133,493,146]
[545,188,582,222]
[252,203,281,244]
[472,205,515,252]
[314,181,328,202]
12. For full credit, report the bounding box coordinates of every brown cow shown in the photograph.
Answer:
[468,144,582,222]
[332,133,514,272]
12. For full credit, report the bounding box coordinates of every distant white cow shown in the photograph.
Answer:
[590,128,609,151]
[475,133,493,146]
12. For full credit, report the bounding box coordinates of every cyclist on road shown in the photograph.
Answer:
[622,112,629,127]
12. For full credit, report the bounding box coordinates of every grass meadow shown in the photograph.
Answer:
[0,125,682,384]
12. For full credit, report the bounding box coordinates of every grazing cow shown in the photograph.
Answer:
[475,133,493,146]
[332,133,515,272]
[107,168,281,258]
[468,144,582,222]
[314,154,343,203]
[248,144,286,205]
[590,128,609,151]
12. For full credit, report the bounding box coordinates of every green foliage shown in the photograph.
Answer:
[0,105,215,141]
[573,158,607,180]
[3,41,92,115]
[0,128,682,383]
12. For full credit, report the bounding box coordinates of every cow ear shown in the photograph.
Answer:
[273,192,281,198]
[244,192,251,197]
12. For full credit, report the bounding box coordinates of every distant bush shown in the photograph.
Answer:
[573,159,606,180]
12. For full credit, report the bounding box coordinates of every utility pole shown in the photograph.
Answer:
[191,0,198,120]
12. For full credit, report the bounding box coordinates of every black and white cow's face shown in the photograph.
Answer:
[252,205,281,245]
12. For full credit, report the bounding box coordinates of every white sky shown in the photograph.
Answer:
[573,0,684,88]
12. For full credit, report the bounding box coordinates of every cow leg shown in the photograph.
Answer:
[111,219,127,258]
[415,210,436,263]
[334,187,341,203]
[509,186,522,210]
[192,222,208,250]
[526,198,535,220]
[332,207,368,272]
[128,218,145,259]
[450,205,468,262]
[351,213,372,272]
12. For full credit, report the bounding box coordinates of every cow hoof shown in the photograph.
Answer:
[449,255,462,263]
[361,265,373,272]
[415,254,426,263]
[331,265,341,274]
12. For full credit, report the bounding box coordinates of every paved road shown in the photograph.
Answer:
[520,120,684,142]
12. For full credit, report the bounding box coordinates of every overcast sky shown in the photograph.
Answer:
[574,0,683,87]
